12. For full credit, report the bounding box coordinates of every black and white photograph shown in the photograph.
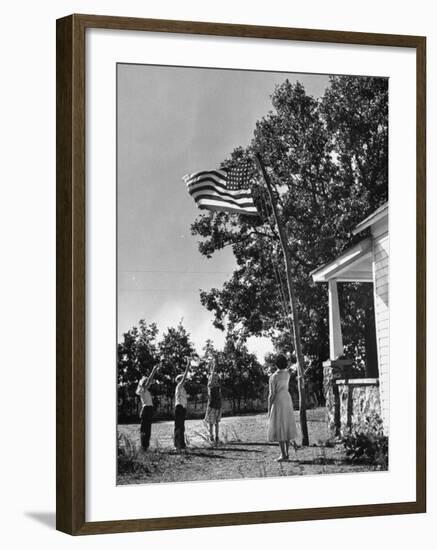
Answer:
[116,63,389,485]
[1,0,432,543]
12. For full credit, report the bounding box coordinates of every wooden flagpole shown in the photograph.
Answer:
[255,152,309,446]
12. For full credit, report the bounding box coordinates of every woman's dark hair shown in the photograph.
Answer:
[275,354,288,370]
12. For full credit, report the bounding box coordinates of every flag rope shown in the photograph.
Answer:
[258,184,294,336]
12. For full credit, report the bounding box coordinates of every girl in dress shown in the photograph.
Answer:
[267,354,298,461]
[204,357,222,444]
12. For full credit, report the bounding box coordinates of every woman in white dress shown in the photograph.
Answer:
[267,354,298,461]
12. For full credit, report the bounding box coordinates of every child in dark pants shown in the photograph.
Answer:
[174,356,195,450]
[136,363,160,451]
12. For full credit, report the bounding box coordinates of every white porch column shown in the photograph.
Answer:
[328,280,344,360]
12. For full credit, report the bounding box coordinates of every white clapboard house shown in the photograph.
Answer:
[311,203,389,433]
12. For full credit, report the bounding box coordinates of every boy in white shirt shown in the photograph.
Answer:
[136,362,160,451]
[174,356,195,450]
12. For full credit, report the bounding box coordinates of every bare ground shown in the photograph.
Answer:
[117,408,383,485]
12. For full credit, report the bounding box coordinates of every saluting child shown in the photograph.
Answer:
[136,362,160,451]
[174,355,196,450]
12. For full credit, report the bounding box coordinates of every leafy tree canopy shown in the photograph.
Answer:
[117,320,159,388]
[157,322,195,399]
[191,76,388,378]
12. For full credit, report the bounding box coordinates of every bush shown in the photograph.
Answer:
[341,413,388,469]
[117,433,151,475]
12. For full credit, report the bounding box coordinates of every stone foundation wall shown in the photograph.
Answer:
[323,359,352,436]
[323,359,381,436]
[337,379,381,434]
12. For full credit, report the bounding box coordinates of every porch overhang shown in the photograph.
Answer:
[311,238,373,284]
[352,202,388,235]
[311,237,373,361]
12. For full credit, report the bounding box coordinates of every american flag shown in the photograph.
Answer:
[182,163,258,216]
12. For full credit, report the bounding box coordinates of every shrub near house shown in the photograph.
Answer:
[341,413,388,468]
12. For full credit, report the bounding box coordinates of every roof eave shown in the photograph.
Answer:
[352,202,389,235]
[311,238,372,283]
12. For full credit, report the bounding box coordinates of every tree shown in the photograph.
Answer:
[117,320,159,389]
[321,75,388,215]
[190,76,388,443]
[117,320,159,421]
[157,322,196,409]
[219,330,266,413]
[185,339,214,406]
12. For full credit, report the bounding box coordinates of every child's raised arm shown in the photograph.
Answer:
[136,376,147,395]
[180,356,192,384]
[210,360,217,376]
[145,363,160,388]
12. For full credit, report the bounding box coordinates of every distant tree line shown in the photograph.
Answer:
[117,320,268,422]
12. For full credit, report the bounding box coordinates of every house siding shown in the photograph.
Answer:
[372,230,389,432]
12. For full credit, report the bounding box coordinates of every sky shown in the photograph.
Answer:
[117,64,329,360]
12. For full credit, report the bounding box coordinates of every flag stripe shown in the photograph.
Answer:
[195,197,257,212]
[184,169,227,182]
[197,200,258,215]
[192,193,255,209]
[189,184,253,201]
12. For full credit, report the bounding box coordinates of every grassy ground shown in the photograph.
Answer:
[117,408,383,485]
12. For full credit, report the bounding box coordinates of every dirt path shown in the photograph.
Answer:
[117,409,382,484]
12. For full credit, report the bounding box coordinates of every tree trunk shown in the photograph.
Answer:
[255,153,310,446]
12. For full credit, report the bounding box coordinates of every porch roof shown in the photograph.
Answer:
[352,201,388,235]
[311,237,373,283]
